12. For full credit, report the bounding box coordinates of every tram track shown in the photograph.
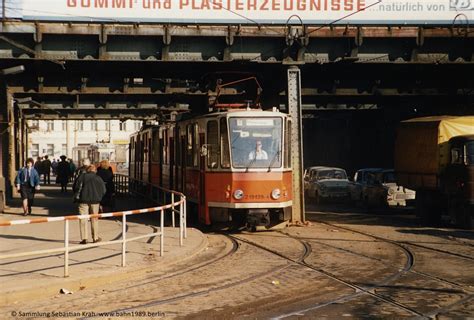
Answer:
[304,219,474,318]
[102,234,241,293]
[83,232,309,319]
[104,230,445,319]
[282,231,471,291]
[308,211,474,261]
[8,234,242,319]
[8,224,472,319]
[228,232,424,318]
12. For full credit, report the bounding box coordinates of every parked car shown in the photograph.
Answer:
[349,168,383,204]
[304,166,351,204]
[351,168,416,208]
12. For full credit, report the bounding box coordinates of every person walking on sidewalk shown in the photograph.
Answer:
[51,158,58,175]
[41,155,52,184]
[73,165,106,244]
[57,155,70,193]
[15,158,40,216]
[96,160,115,213]
[34,156,42,174]
[68,159,76,182]
[73,158,91,183]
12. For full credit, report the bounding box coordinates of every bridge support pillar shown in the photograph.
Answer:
[287,66,305,223]
[8,91,16,202]
[0,89,6,212]
[0,88,15,212]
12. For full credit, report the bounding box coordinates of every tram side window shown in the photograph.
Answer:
[207,121,219,169]
[136,140,141,162]
[176,127,182,166]
[285,120,292,168]
[193,123,199,167]
[186,124,194,167]
[144,133,149,163]
[163,129,168,165]
[220,118,230,168]
[152,130,159,163]
[130,139,135,163]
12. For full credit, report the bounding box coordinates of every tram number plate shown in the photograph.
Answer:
[450,0,474,10]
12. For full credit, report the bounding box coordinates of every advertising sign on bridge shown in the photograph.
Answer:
[1,0,473,25]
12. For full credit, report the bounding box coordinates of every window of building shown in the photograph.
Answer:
[91,120,98,131]
[30,120,39,129]
[75,121,83,131]
[46,144,54,156]
[31,144,39,157]
[47,120,54,131]
[135,121,142,131]
[62,120,67,131]
[119,121,127,131]
[105,120,110,131]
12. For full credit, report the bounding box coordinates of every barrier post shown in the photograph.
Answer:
[160,208,164,257]
[122,213,127,267]
[179,198,183,247]
[64,219,69,277]
[171,193,175,228]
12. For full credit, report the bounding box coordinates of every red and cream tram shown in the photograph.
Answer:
[130,108,293,229]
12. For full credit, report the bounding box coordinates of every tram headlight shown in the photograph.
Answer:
[387,188,394,195]
[233,189,244,200]
[271,188,281,200]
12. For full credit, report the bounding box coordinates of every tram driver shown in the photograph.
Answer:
[248,140,268,160]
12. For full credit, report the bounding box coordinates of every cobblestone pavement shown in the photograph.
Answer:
[2,203,474,319]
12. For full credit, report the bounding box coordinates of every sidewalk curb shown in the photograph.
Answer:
[0,229,208,307]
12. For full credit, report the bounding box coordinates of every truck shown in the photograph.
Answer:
[394,116,474,229]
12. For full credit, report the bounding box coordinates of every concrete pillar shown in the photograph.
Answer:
[287,66,305,223]
[19,111,26,166]
[7,91,16,199]
[0,90,6,212]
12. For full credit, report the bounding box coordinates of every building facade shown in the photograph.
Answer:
[27,120,142,165]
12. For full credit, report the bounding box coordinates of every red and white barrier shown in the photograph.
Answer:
[0,194,186,277]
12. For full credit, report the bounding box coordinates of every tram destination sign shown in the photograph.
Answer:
[1,0,473,25]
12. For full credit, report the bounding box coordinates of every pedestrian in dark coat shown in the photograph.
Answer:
[57,155,70,193]
[96,160,115,213]
[34,157,43,176]
[74,165,106,244]
[41,155,52,184]
[73,158,91,185]
[15,158,40,215]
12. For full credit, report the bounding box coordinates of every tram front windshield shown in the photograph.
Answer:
[229,117,282,169]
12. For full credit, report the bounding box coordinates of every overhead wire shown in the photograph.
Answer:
[231,0,384,61]
[306,0,382,36]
